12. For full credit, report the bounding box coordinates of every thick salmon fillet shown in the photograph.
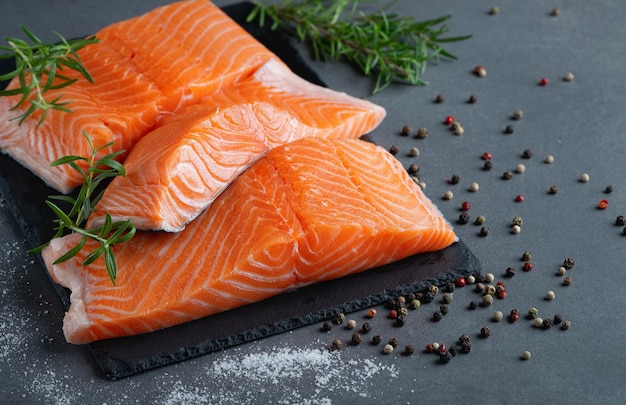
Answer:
[88,59,386,232]
[0,0,278,193]
[43,138,457,344]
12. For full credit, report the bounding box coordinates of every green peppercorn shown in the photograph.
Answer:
[527,307,539,319]
[561,320,571,330]
[489,6,500,15]
[410,299,421,309]
[522,251,532,261]
[512,216,523,226]
[416,127,429,139]
[442,292,454,304]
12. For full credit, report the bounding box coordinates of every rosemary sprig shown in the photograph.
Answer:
[0,25,98,126]
[29,132,135,285]
[247,0,471,93]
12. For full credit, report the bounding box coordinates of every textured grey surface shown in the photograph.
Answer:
[1,0,625,403]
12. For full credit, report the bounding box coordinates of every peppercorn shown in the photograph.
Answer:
[504,125,514,134]
[442,293,454,304]
[331,339,343,350]
[422,291,435,303]
[468,94,478,103]
[456,278,467,287]
[401,125,412,136]
[553,314,563,325]
[443,190,454,200]
[513,110,523,120]
[461,201,471,211]
[453,125,464,136]
[563,276,573,286]
[469,182,480,192]
[549,185,558,194]
[475,282,485,292]
[552,7,560,16]
[515,195,525,203]
[556,266,567,276]
[545,291,556,300]
[563,258,574,269]
[505,267,516,278]
[383,344,394,354]
[443,283,455,293]
[425,343,434,353]
[512,216,523,226]
[432,311,443,322]
[523,262,533,272]
[483,161,494,171]
[372,334,383,345]
[449,174,461,185]
[449,346,458,356]
[527,308,539,319]
[351,333,363,345]
[482,295,494,306]
[366,308,377,318]
[539,77,549,86]
[522,149,533,159]
[474,66,487,77]
[615,216,626,226]
[322,321,333,332]
[440,351,452,363]
[468,301,479,310]
[398,307,408,317]
[511,225,521,234]
[488,6,499,15]
[516,163,526,174]
[493,311,504,322]
[509,309,521,323]
[408,164,420,175]
[579,173,590,183]
[502,171,513,180]
[415,292,424,301]
[408,147,420,157]
[480,327,491,338]
[623,226,626,235]
[388,337,399,348]
[451,121,462,131]
[429,285,439,295]
[389,309,398,319]
[399,295,409,304]
[361,322,373,333]
[467,275,476,284]
[485,273,495,283]
[435,94,445,103]
[395,315,405,327]
[460,343,471,353]
[563,72,574,81]
[416,127,429,139]
[458,334,471,345]
[496,284,506,294]
[334,313,346,324]
[605,185,613,194]
[521,351,531,360]
[404,345,415,356]
[440,305,449,315]
[444,116,455,125]
[479,227,490,237]
[432,342,441,351]
[545,155,554,163]
[598,199,609,210]
[561,320,571,330]
[484,284,496,296]
[410,299,421,309]
[533,317,544,328]
[389,145,399,155]
[458,212,470,224]
[346,319,357,329]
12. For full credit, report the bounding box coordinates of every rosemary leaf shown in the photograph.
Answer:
[248,0,471,93]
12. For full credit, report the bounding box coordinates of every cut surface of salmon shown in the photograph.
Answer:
[43,138,457,344]
[0,0,279,193]
[89,58,386,232]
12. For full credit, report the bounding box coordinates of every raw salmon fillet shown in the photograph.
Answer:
[0,0,278,193]
[43,138,457,344]
[88,59,386,232]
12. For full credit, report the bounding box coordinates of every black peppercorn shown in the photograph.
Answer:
[449,346,458,356]
[401,125,411,136]
[361,322,372,333]
[435,94,445,103]
[440,351,452,363]
[422,291,435,303]
[468,301,479,310]
[468,94,477,104]
[542,318,554,329]
[479,227,490,237]
[553,314,563,325]
[458,334,471,345]
[372,334,382,345]
[388,337,399,348]
[502,171,513,180]
[450,174,460,185]
[483,161,494,171]
[322,321,333,332]
[522,149,533,159]
[458,212,470,224]
[395,315,405,327]
[389,145,399,155]
[605,185,613,193]
[432,311,443,322]
[563,258,575,269]
[408,164,420,175]
[460,343,471,353]
[351,333,363,345]
[440,305,449,315]
[480,327,491,338]
[616,216,626,226]
[404,345,415,356]
[505,267,516,278]
[444,283,455,293]
[504,125,514,134]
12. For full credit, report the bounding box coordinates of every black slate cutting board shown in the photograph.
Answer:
[0,2,481,379]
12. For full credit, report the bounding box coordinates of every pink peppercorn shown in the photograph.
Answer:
[539,77,549,86]
[439,343,447,353]
[482,152,492,160]
[455,278,467,287]
[523,262,534,272]
[515,195,525,203]
[444,116,455,125]
[389,309,398,319]
[497,290,507,299]
[461,201,471,211]
[598,199,609,209]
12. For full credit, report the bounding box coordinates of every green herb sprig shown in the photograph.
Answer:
[0,26,98,126]
[247,0,471,93]
[29,132,135,285]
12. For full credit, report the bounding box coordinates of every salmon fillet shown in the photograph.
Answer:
[43,138,457,344]
[0,0,278,193]
[88,59,386,232]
